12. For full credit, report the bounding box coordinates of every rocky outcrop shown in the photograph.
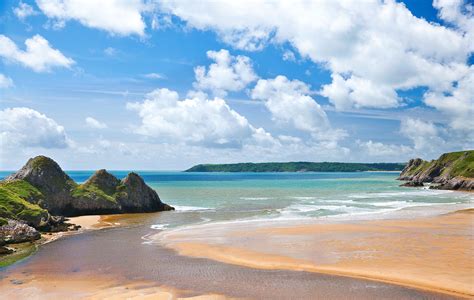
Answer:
[399,181,424,187]
[84,169,120,195]
[0,219,40,244]
[6,156,77,215]
[117,173,174,212]
[430,177,474,191]
[398,150,474,191]
[2,156,174,224]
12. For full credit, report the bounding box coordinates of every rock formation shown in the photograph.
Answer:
[0,219,41,244]
[0,156,174,231]
[398,150,474,191]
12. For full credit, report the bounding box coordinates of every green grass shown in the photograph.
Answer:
[403,150,474,179]
[0,242,37,268]
[0,217,7,226]
[443,151,474,177]
[71,183,117,203]
[405,160,430,176]
[0,180,48,226]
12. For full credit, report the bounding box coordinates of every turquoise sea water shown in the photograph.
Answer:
[2,171,472,229]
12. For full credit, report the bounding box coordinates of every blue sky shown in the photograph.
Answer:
[0,0,473,170]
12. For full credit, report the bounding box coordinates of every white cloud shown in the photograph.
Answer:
[434,0,474,50]
[14,2,38,20]
[0,107,69,149]
[193,49,257,96]
[36,0,148,36]
[144,72,165,79]
[0,34,74,72]
[251,75,346,146]
[400,118,445,151]
[320,74,400,110]
[282,50,296,61]
[0,74,14,89]
[357,140,412,158]
[85,117,107,129]
[104,47,117,56]
[127,88,271,148]
[423,67,474,131]
[159,0,472,111]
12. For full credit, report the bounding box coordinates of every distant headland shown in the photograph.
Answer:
[185,162,406,172]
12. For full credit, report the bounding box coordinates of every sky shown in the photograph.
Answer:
[0,0,473,170]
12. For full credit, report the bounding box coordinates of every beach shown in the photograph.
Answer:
[0,207,471,299]
[1,171,473,299]
[154,208,474,298]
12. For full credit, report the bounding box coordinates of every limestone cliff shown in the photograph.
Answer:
[1,156,174,227]
[398,150,474,191]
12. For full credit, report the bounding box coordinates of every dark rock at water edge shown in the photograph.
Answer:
[399,181,424,187]
[398,150,474,191]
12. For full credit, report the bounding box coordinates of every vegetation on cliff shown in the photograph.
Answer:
[0,156,174,227]
[186,162,405,172]
[0,180,49,227]
[398,150,474,191]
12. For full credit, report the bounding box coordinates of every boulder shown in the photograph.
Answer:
[0,219,40,244]
[399,181,424,187]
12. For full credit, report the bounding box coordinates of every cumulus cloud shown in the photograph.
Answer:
[434,0,474,48]
[357,140,412,158]
[193,49,257,97]
[127,88,273,148]
[400,118,445,152]
[0,107,69,149]
[14,2,38,20]
[36,0,148,36]
[0,74,14,89]
[0,34,74,72]
[158,0,472,111]
[320,74,400,110]
[85,117,107,129]
[423,67,474,131]
[251,75,346,147]
[252,76,328,131]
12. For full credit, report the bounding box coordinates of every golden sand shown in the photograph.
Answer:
[157,209,474,298]
[0,272,232,300]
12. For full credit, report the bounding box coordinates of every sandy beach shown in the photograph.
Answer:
[155,208,474,298]
[1,209,468,299]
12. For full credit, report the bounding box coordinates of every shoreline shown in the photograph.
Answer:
[1,205,472,298]
[0,214,124,268]
[154,207,474,298]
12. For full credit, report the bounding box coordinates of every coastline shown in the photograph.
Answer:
[0,214,124,268]
[0,206,471,299]
[153,206,474,298]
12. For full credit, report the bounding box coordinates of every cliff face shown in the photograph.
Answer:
[117,173,174,212]
[1,156,174,227]
[398,150,474,191]
[6,156,77,215]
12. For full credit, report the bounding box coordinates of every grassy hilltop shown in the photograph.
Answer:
[186,162,405,172]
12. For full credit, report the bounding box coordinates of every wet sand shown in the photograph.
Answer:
[0,212,462,299]
[155,209,474,298]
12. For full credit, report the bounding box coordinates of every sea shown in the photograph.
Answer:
[2,170,472,230]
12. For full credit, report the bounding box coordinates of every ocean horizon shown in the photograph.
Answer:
[3,170,470,231]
